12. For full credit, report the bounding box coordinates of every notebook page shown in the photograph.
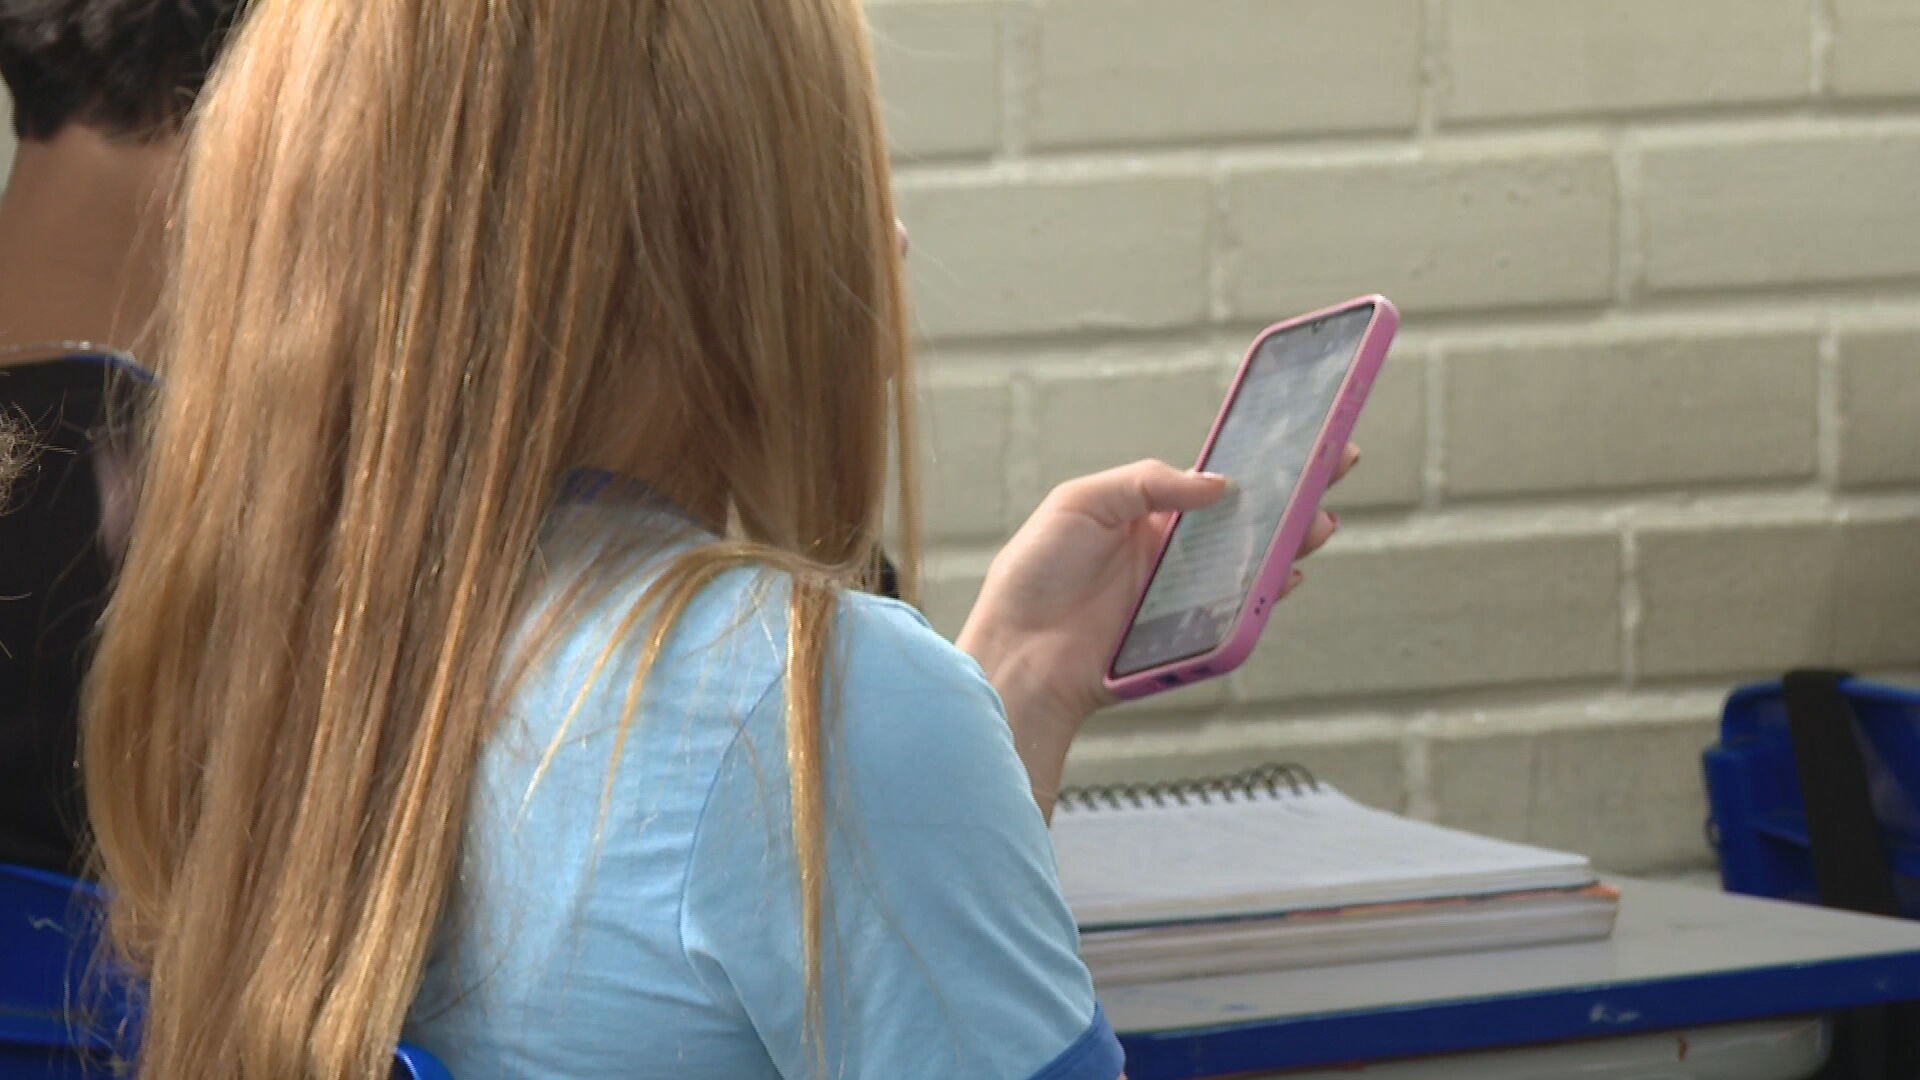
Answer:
[1052,787,1594,929]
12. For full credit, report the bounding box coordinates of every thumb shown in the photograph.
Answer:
[1052,459,1230,528]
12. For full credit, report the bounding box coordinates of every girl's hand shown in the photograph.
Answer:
[959,447,1357,816]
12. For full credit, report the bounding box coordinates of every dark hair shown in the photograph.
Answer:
[0,0,244,141]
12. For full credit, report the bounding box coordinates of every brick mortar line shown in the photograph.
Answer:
[1104,701,1731,740]
[1401,725,1437,821]
[1430,98,1886,139]
[994,0,1033,161]
[1206,162,1233,324]
[1613,132,1646,307]
[891,107,1920,181]
[1812,0,1837,98]
[1076,673,1916,742]
[1317,476,1920,527]
[919,491,1920,562]
[970,353,1221,381]
[1003,366,1041,522]
[1422,345,1447,511]
[912,292,1920,358]
[1239,680,1686,721]
[1417,479,1847,518]
[1620,531,1643,690]
[1084,711,1370,743]
[1816,326,1844,490]
[1165,683,1740,729]
[1417,0,1445,142]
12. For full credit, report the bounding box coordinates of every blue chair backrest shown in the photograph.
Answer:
[392,1045,455,1080]
[0,863,452,1078]
[1704,677,1920,915]
[0,864,124,1079]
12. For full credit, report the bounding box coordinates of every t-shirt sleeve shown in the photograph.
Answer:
[679,594,1123,1080]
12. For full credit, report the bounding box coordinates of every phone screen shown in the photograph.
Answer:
[1111,303,1376,678]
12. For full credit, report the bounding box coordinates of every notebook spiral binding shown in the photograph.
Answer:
[1057,762,1319,812]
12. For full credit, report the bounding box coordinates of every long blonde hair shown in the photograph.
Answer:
[81,2,916,1076]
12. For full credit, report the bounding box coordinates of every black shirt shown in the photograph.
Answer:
[0,357,130,873]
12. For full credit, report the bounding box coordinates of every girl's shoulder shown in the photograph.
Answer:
[517,517,1003,758]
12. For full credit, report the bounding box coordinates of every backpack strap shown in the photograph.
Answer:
[1783,670,1901,917]
[1780,669,1920,1079]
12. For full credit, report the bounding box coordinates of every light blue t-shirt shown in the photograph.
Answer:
[404,499,1123,1079]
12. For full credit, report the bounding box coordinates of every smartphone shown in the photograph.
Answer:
[1104,295,1398,699]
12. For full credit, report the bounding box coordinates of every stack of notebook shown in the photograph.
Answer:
[1050,764,1619,987]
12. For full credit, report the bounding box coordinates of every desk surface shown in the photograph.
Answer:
[1104,879,1920,1078]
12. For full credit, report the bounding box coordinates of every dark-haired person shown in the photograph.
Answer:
[0,0,243,873]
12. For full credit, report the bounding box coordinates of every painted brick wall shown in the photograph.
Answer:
[872,0,1920,874]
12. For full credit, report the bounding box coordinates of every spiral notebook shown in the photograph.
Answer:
[1051,765,1618,986]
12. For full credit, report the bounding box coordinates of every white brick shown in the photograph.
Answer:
[1425,726,1531,843]
[1529,715,1717,871]
[1833,518,1920,667]
[1227,148,1617,318]
[1831,0,1920,100]
[1327,348,1425,512]
[1029,0,1420,148]
[1442,0,1811,122]
[1029,359,1222,492]
[1445,332,1819,497]
[1066,717,1406,813]
[1638,521,1836,678]
[868,0,1001,159]
[1426,706,1718,873]
[896,173,1212,340]
[1640,129,1920,292]
[1838,330,1920,489]
[922,375,1013,540]
[1237,534,1622,700]
[1638,517,1920,677]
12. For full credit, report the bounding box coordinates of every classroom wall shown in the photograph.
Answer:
[869,0,1920,875]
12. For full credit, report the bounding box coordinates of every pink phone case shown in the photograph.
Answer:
[1103,295,1399,700]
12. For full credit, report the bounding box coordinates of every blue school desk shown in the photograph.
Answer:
[1104,878,1920,1079]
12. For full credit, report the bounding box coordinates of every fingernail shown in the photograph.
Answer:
[1329,512,1340,529]
[1289,569,1305,588]
[1198,471,1229,482]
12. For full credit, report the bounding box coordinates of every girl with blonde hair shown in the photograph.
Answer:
[83,1,1346,1077]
